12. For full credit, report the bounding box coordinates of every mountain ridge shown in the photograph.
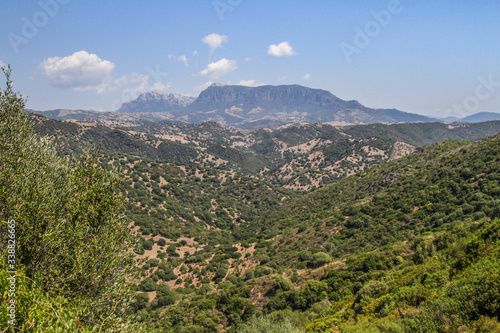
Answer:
[31,84,500,130]
[461,111,500,123]
[177,84,436,127]
[117,91,196,113]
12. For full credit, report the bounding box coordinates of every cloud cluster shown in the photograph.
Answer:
[235,80,266,87]
[168,54,188,67]
[202,33,228,52]
[302,73,312,80]
[268,41,297,57]
[199,58,237,78]
[40,51,115,93]
[194,81,216,92]
[120,74,170,98]
[0,60,6,68]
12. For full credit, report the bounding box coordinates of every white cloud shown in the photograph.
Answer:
[113,72,148,87]
[235,80,266,87]
[199,58,237,78]
[168,54,188,67]
[151,81,171,91]
[302,73,312,80]
[40,51,115,93]
[202,33,228,52]
[268,41,297,57]
[277,76,287,81]
[194,81,215,92]
[0,60,6,68]
[244,57,253,62]
[109,72,171,93]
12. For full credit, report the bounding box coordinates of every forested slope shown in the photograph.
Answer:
[137,134,500,332]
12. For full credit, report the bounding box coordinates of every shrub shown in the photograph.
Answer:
[139,278,157,292]
[0,68,144,332]
[311,252,331,268]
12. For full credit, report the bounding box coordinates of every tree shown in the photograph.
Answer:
[311,252,331,268]
[0,67,144,332]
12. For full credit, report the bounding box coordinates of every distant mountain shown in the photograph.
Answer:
[36,84,439,129]
[461,112,500,123]
[117,91,195,113]
[440,116,462,122]
[31,109,171,128]
[439,112,500,123]
[176,84,436,128]
[33,109,123,121]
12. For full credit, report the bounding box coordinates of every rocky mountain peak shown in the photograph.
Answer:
[117,91,195,113]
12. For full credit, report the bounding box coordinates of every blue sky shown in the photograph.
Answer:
[1,0,499,118]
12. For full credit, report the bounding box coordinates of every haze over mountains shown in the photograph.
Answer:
[33,84,435,129]
[32,83,500,130]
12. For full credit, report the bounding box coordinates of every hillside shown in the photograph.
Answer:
[28,110,500,332]
[247,134,500,332]
[130,132,500,332]
[33,115,500,191]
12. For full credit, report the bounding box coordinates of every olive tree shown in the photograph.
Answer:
[0,67,144,332]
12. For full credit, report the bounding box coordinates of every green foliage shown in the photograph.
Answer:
[311,252,331,268]
[21,65,500,332]
[273,275,293,292]
[0,68,143,332]
[238,315,303,333]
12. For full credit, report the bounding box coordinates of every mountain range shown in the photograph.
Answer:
[33,84,437,129]
[32,84,500,130]
[174,84,436,128]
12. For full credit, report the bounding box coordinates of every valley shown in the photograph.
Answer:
[30,112,500,332]
[2,3,499,332]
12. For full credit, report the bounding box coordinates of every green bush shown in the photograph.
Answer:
[138,278,157,292]
[0,68,144,332]
[311,252,331,268]
[238,315,303,333]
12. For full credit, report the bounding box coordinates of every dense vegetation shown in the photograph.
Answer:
[33,115,500,191]
[0,69,144,331]
[255,136,500,331]
[4,68,500,331]
[129,134,500,332]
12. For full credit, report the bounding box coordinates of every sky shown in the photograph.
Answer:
[1,0,499,118]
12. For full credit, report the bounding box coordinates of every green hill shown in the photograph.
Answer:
[15,86,500,331]
[139,134,500,332]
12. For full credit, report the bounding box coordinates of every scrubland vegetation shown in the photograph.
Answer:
[2,69,500,332]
